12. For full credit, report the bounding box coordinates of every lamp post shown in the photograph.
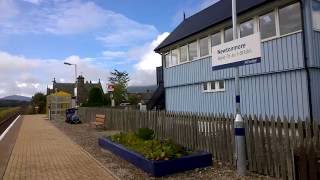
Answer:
[64,62,78,106]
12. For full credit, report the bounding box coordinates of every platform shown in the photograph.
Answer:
[3,115,116,180]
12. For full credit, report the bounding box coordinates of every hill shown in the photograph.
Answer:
[127,85,157,93]
[1,95,31,102]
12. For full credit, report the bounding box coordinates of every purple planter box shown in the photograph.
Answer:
[98,137,213,177]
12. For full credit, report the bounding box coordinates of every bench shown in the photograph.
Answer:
[91,114,105,129]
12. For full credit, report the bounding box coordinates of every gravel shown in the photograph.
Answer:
[51,120,275,180]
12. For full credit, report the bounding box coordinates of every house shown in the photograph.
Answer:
[155,0,320,120]
[47,75,103,105]
[127,85,156,104]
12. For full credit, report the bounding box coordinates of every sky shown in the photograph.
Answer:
[0,0,219,98]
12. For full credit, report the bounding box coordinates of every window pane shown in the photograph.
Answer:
[240,20,254,38]
[313,0,320,30]
[210,82,216,90]
[188,41,198,61]
[211,32,221,46]
[279,3,302,35]
[200,37,209,57]
[171,48,179,66]
[203,83,208,91]
[224,28,233,42]
[165,53,170,67]
[180,45,188,63]
[259,12,276,39]
[218,81,224,89]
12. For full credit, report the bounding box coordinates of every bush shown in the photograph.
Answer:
[109,131,191,161]
[84,87,104,107]
[136,128,154,140]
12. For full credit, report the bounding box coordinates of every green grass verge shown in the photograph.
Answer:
[0,107,20,124]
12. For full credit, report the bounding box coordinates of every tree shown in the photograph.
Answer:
[128,94,141,105]
[108,69,130,105]
[31,92,46,114]
[85,87,104,107]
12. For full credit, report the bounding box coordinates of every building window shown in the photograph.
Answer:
[165,53,170,68]
[199,37,209,57]
[224,27,233,42]
[188,41,198,61]
[279,3,302,35]
[210,81,216,90]
[202,81,225,92]
[211,32,221,46]
[180,45,188,63]
[218,81,225,90]
[203,83,208,91]
[240,19,254,38]
[171,48,179,66]
[313,0,320,31]
[259,11,276,39]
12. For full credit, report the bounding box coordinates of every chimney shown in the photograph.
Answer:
[77,75,84,84]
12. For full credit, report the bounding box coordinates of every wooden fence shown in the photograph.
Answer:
[78,107,320,179]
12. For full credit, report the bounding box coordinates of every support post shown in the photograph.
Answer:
[111,93,115,107]
[232,0,246,176]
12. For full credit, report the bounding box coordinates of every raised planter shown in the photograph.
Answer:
[98,137,213,177]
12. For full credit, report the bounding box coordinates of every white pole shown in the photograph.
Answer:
[232,0,246,176]
[74,64,78,107]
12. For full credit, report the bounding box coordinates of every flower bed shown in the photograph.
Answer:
[98,130,212,177]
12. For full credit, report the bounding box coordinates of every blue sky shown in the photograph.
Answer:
[0,0,218,97]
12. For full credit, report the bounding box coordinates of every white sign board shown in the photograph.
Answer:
[107,84,114,92]
[212,33,261,70]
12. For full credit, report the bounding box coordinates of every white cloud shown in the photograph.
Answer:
[102,51,127,60]
[22,0,42,5]
[0,0,19,22]
[0,0,159,49]
[0,51,110,98]
[129,32,169,86]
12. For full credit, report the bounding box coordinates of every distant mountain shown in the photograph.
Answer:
[127,85,157,93]
[1,95,31,102]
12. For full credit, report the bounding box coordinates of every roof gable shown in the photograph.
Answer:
[155,0,272,52]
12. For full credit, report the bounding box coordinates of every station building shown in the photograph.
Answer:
[155,0,320,120]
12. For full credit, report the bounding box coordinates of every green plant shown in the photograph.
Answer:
[84,87,105,107]
[136,128,154,140]
[108,132,191,161]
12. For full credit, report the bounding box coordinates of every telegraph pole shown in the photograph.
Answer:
[232,0,246,176]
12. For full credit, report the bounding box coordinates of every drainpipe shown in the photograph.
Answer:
[300,0,314,124]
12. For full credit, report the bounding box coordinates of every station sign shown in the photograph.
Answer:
[106,84,114,92]
[212,33,261,70]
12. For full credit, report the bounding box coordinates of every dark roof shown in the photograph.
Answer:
[53,83,74,95]
[127,85,157,93]
[155,0,272,52]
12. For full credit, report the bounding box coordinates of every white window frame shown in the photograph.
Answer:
[171,47,180,67]
[199,36,211,58]
[259,10,278,41]
[164,52,171,68]
[312,0,320,32]
[239,19,255,38]
[202,81,225,93]
[165,2,303,69]
[179,44,189,64]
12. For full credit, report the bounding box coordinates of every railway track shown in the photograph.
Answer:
[0,113,20,136]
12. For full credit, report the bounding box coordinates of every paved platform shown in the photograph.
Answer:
[3,115,116,180]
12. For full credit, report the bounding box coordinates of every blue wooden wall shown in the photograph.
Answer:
[310,31,320,121]
[165,70,310,119]
[164,32,313,119]
[311,31,320,67]
[164,33,304,88]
